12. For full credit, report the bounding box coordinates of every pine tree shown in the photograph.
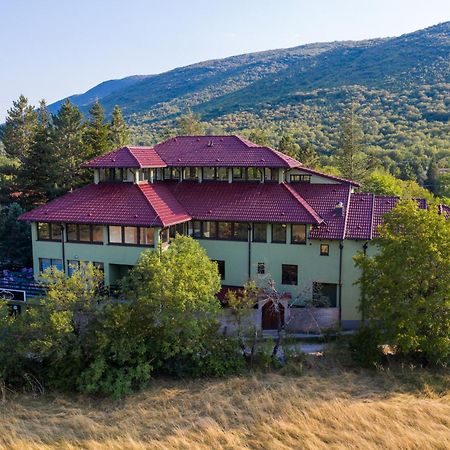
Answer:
[298,142,319,168]
[20,101,60,207]
[177,111,204,135]
[425,158,440,194]
[52,100,87,191]
[109,105,129,148]
[277,135,300,159]
[84,100,111,158]
[335,106,368,182]
[0,95,37,163]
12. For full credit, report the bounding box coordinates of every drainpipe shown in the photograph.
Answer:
[60,224,66,274]
[248,223,252,280]
[338,240,344,326]
[361,241,369,322]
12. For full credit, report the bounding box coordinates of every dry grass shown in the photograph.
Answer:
[0,355,449,450]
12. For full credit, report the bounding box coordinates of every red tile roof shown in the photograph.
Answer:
[165,181,323,224]
[152,136,303,168]
[81,147,166,168]
[19,183,189,227]
[346,193,375,240]
[291,184,352,240]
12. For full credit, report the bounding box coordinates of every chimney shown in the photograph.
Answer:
[335,201,344,217]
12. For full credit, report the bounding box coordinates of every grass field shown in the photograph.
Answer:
[0,350,449,450]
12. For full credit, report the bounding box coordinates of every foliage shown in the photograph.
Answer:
[355,200,450,365]
[79,236,240,398]
[177,111,204,135]
[334,106,368,182]
[109,105,129,148]
[83,101,111,158]
[0,94,37,163]
[0,203,31,267]
[277,134,300,158]
[349,326,383,368]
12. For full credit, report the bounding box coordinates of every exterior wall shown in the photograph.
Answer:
[30,221,375,330]
[287,169,340,184]
[31,223,161,285]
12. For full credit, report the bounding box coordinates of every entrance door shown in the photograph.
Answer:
[261,301,285,330]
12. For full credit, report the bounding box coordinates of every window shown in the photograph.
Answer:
[108,226,154,246]
[291,224,307,244]
[67,260,80,277]
[264,168,278,182]
[233,222,248,241]
[37,222,61,241]
[160,228,170,243]
[232,167,244,180]
[216,222,231,239]
[217,168,228,181]
[202,167,215,180]
[246,167,261,181]
[109,226,122,243]
[78,224,91,242]
[124,226,138,245]
[253,223,267,242]
[257,262,265,275]
[67,260,104,277]
[313,282,337,307]
[192,221,202,238]
[163,167,180,180]
[320,244,329,256]
[213,260,225,280]
[108,168,126,182]
[272,224,287,243]
[202,221,217,239]
[66,224,104,244]
[290,174,311,183]
[282,264,298,285]
[140,227,154,245]
[183,167,199,180]
[39,258,63,273]
[67,224,77,241]
[170,223,186,239]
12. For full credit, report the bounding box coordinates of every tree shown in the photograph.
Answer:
[177,111,204,135]
[335,106,368,182]
[355,201,450,364]
[79,236,241,397]
[247,128,270,146]
[109,105,129,148]
[277,135,300,159]
[19,100,60,207]
[0,95,37,163]
[298,142,319,168]
[0,203,31,268]
[425,158,440,194]
[52,100,87,191]
[84,100,111,158]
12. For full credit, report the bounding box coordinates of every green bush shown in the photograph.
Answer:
[349,326,383,368]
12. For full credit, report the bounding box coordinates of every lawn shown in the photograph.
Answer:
[1,348,449,450]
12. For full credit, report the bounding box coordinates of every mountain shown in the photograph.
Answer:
[48,22,450,162]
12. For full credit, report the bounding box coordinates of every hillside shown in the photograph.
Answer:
[48,22,450,161]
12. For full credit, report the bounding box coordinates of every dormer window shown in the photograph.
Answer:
[290,174,311,183]
[183,167,199,181]
[163,167,180,181]
[202,167,228,181]
[264,168,278,182]
[246,168,261,181]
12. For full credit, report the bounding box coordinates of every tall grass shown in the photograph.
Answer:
[0,359,449,449]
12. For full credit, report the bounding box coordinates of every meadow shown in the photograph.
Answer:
[1,347,449,450]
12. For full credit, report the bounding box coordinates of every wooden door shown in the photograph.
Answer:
[261,301,285,330]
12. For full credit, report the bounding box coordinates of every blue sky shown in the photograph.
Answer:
[0,0,448,120]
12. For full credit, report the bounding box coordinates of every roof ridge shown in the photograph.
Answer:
[136,183,164,227]
[342,184,353,240]
[369,193,376,239]
[282,183,323,224]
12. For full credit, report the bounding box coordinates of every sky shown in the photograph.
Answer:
[0,0,449,120]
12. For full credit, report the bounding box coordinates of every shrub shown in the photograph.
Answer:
[349,326,383,368]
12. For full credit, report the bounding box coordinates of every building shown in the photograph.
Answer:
[19,135,422,331]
